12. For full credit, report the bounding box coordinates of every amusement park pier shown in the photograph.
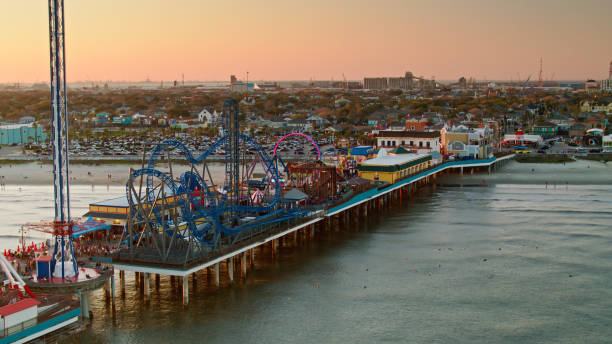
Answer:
[90,129,514,306]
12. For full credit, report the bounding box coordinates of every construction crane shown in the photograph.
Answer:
[522,75,532,89]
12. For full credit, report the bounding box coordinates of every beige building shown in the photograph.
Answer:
[580,101,612,114]
[444,127,493,159]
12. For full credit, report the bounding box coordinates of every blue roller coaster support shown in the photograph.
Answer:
[129,134,295,251]
[223,99,240,209]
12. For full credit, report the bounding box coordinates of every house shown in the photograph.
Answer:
[240,97,256,106]
[585,114,606,129]
[131,113,147,123]
[376,130,441,154]
[603,134,612,152]
[532,122,557,138]
[405,119,427,131]
[568,123,587,137]
[337,138,350,148]
[367,112,387,127]
[197,108,219,124]
[96,113,110,124]
[349,146,376,162]
[334,98,351,108]
[324,126,340,135]
[287,119,312,132]
[445,126,494,159]
[112,116,132,125]
[19,116,36,124]
[306,116,324,128]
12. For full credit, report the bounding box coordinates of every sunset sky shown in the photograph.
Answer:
[2,0,611,83]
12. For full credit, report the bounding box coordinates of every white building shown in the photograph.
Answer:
[601,78,612,92]
[198,109,219,124]
[0,298,39,332]
[376,130,441,154]
[603,134,612,152]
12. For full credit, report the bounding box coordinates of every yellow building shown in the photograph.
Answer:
[357,150,432,184]
[84,197,130,227]
[83,192,186,227]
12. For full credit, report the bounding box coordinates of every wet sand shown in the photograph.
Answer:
[0,161,227,186]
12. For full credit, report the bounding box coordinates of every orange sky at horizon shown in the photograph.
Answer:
[1,0,611,83]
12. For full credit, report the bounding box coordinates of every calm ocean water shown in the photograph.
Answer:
[1,160,611,343]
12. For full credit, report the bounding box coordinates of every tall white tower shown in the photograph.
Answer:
[609,60,612,79]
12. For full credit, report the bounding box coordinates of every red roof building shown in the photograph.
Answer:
[0,298,40,317]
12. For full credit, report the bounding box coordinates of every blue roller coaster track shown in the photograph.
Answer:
[126,132,297,249]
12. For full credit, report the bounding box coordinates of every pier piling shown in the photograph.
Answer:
[214,263,220,287]
[144,273,150,300]
[228,258,234,283]
[242,252,247,278]
[182,275,189,306]
[110,273,115,305]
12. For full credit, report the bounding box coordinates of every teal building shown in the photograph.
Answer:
[0,123,48,145]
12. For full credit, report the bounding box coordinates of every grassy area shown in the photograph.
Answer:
[515,155,575,163]
[577,155,612,162]
[0,159,39,165]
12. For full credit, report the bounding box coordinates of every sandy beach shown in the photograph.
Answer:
[0,161,141,185]
[0,160,229,186]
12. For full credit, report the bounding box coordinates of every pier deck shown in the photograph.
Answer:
[108,155,513,281]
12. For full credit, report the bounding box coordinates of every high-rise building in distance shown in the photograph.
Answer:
[363,71,421,90]
[600,60,612,92]
[363,77,388,90]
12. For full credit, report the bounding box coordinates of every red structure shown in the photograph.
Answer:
[286,161,342,203]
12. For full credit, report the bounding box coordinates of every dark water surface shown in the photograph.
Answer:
[55,161,612,342]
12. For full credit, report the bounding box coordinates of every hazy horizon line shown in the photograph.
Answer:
[1,78,593,85]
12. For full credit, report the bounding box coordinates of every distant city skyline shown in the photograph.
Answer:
[2,0,612,83]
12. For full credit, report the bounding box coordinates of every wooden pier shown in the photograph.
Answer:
[105,155,514,305]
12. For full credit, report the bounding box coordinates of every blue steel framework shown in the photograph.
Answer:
[123,100,306,265]
[48,0,78,279]
[223,99,240,210]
